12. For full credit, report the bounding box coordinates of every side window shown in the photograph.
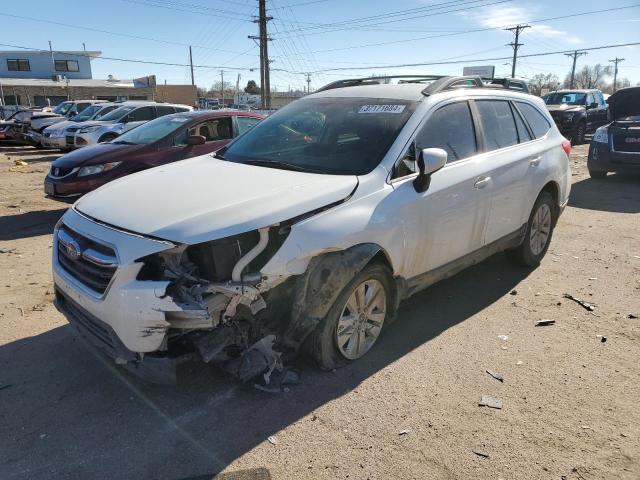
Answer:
[237,116,261,136]
[127,106,154,122]
[598,92,606,106]
[175,118,233,145]
[515,102,551,139]
[77,103,91,113]
[475,100,519,151]
[511,103,532,143]
[415,101,477,163]
[156,106,176,117]
[586,93,595,106]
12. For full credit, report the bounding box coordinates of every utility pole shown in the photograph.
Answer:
[82,42,86,51]
[565,50,587,89]
[48,40,55,75]
[609,57,625,92]
[220,70,225,106]
[306,73,311,94]
[189,46,195,86]
[505,24,530,78]
[249,0,273,109]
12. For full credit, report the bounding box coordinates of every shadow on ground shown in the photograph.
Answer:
[568,173,640,214]
[0,253,531,480]
[0,209,67,241]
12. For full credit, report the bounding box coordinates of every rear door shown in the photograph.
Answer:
[473,98,537,244]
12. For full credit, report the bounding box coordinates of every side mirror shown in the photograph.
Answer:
[186,135,206,146]
[588,102,599,109]
[413,147,447,193]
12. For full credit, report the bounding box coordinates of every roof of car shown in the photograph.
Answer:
[309,83,428,101]
[552,89,601,93]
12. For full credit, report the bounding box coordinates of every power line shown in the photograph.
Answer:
[120,0,255,21]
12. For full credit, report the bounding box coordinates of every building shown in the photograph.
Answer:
[0,50,195,107]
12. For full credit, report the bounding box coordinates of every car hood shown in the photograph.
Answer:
[45,119,79,132]
[546,104,584,113]
[78,120,113,129]
[608,87,640,120]
[52,143,142,168]
[75,155,358,244]
[32,116,65,128]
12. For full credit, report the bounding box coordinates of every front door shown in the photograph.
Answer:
[390,100,492,279]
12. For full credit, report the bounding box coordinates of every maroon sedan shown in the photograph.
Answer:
[44,110,264,199]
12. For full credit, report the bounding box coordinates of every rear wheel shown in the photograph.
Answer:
[588,169,607,179]
[307,263,393,370]
[508,191,556,267]
[572,121,586,144]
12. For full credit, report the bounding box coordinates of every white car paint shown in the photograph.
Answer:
[52,83,571,358]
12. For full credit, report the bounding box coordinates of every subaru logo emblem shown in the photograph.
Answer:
[65,240,82,261]
[54,168,60,176]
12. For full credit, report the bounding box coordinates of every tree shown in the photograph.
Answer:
[244,80,260,94]
[528,73,560,96]
[563,64,611,90]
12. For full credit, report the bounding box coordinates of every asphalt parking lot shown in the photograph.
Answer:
[0,143,639,480]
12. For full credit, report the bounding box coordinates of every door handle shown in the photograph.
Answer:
[529,156,542,167]
[474,176,491,189]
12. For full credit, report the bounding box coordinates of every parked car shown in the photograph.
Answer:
[52,75,570,383]
[543,89,609,144]
[41,103,120,150]
[26,100,106,147]
[587,86,640,178]
[0,109,32,141]
[11,108,62,144]
[45,110,264,199]
[69,102,192,148]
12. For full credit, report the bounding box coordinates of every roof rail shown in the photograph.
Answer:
[316,75,530,96]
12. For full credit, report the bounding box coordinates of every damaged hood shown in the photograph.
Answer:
[75,155,358,244]
[608,87,640,120]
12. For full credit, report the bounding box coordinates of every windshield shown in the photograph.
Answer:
[94,105,117,119]
[221,97,416,175]
[71,104,101,122]
[114,114,192,145]
[545,92,587,105]
[99,105,136,122]
[53,102,73,115]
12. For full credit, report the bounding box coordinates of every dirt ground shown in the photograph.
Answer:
[0,142,638,480]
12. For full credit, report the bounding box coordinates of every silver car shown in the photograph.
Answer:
[71,102,192,148]
[41,103,120,150]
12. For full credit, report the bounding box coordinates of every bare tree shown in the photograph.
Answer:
[528,73,560,96]
[563,64,611,90]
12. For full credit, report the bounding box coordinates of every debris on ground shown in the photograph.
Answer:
[13,160,28,166]
[627,314,638,319]
[472,450,490,458]
[510,289,518,295]
[497,335,509,341]
[563,293,595,312]
[0,248,16,254]
[588,277,598,281]
[516,360,523,366]
[599,336,607,343]
[535,319,556,327]
[267,436,278,446]
[479,396,503,409]
[486,370,504,383]
[398,429,410,435]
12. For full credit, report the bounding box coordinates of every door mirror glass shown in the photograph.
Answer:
[186,135,206,146]
[414,147,447,193]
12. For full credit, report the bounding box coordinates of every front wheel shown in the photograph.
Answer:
[306,263,393,370]
[588,169,607,179]
[508,191,556,267]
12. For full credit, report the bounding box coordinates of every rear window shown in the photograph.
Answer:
[516,102,551,138]
[476,100,519,151]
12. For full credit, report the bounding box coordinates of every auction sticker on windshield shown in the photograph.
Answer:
[358,105,406,114]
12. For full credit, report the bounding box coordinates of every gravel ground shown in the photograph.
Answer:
[0,143,638,480]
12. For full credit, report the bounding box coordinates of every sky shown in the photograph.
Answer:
[0,0,638,91]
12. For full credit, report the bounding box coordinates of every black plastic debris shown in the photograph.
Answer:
[535,319,556,327]
[472,450,490,458]
[563,293,595,312]
[510,289,518,296]
[628,314,638,319]
[486,370,504,383]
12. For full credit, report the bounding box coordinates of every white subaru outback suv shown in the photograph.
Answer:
[52,75,571,383]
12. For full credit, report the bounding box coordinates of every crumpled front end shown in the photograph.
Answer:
[52,207,294,384]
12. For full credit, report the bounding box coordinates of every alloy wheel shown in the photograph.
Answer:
[335,279,386,360]
[530,203,552,256]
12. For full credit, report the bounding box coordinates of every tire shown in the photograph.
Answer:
[34,143,44,150]
[98,134,118,143]
[588,169,607,179]
[508,191,556,267]
[572,121,586,144]
[306,263,394,370]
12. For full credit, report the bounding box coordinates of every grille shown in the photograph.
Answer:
[56,289,115,354]
[57,225,118,294]
[613,134,640,153]
[51,166,74,177]
[65,135,75,145]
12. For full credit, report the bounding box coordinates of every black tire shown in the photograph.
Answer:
[34,143,44,150]
[588,169,607,179]
[98,134,118,143]
[508,191,557,267]
[306,262,394,370]
[572,121,586,144]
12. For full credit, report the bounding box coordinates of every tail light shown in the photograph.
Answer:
[561,140,571,156]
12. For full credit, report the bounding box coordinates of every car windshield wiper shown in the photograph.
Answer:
[111,140,138,145]
[241,159,321,173]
